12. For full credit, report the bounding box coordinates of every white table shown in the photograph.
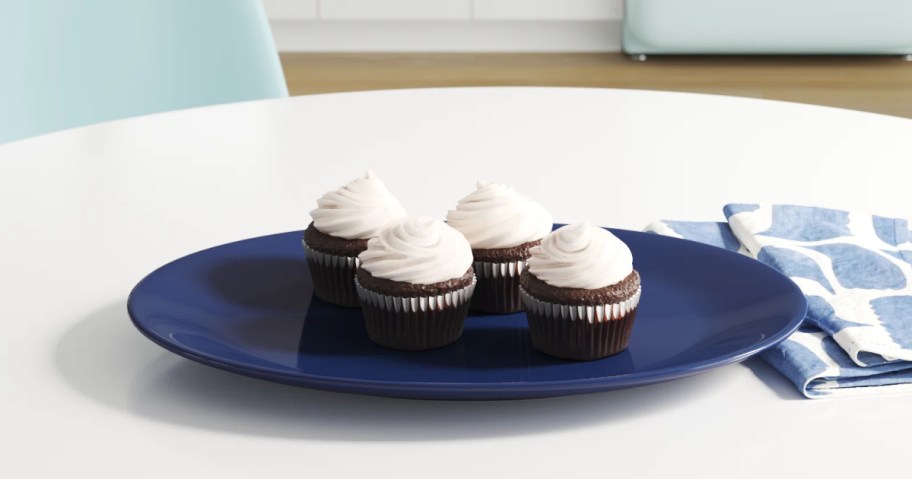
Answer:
[2,88,910,478]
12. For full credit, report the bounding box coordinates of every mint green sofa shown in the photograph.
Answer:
[623,0,912,56]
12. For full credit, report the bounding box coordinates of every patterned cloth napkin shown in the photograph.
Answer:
[646,204,912,398]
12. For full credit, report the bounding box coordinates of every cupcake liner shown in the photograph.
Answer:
[302,240,361,308]
[520,287,642,361]
[355,276,477,351]
[471,259,526,314]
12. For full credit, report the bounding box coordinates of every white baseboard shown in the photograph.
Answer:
[270,20,622,52]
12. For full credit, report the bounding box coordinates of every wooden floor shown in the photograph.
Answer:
[280,53,912,119]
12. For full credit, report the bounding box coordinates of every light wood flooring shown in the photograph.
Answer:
[280,53,912,119]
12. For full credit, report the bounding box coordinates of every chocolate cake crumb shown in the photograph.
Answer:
[303,222,369,257]
[520,270,640,306]
[357,267,475,297]
[471,239,541,262]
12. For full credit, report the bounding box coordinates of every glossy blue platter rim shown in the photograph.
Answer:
[127,226,807,400]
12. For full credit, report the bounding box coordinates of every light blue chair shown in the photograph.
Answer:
[0,0,288,144]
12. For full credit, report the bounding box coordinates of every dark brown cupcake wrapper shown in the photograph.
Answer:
[520,286,641,361]
[355,276,476,351]
[471,259,526,314]
[302,240,361,308]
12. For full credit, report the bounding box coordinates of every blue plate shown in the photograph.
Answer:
[128,228,806,400]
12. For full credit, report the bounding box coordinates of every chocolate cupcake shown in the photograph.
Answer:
[304,171,407,307]
[355,217,476,351]
[446,181,553,314]
[519,223,641,361]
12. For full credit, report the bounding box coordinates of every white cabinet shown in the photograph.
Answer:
[474,0,623,21]
[261,0,318,20]
[261,0,623,21]
[261,0,624,51]
[320,0,471,20]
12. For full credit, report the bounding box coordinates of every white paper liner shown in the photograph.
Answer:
[474,259,525,279]
[302,240,360,269]
[519,286,641,324]
[355,276,477,313]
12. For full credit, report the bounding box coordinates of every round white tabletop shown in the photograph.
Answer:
[1,88,910,478]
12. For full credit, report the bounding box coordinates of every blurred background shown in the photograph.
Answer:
[4,0,911,144]
[266,0,912,118]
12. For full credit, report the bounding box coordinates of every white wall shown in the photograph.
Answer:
[260,0,625,51]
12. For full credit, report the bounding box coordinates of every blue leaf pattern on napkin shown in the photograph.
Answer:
[724,203,760,216]
[806,295,866,331]
[869,296,912,348]
[873,215,902,246]
[808,244,906,290]
[757,247,835,294]
[759,205,851,241]
[646,204,912,398]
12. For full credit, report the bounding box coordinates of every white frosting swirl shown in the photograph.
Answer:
[527,223,633,289]
[310,170,408,240]
[359,217,474,285]
[446,181,553,249]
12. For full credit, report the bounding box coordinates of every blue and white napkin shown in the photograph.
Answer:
[646,204,912,398]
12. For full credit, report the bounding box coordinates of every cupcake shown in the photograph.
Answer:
[519,223,641,361]
[355,217,476,351]
[304,171,407,307]
[446,181,553,314]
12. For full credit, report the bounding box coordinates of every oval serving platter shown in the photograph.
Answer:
[128,227,806,400]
